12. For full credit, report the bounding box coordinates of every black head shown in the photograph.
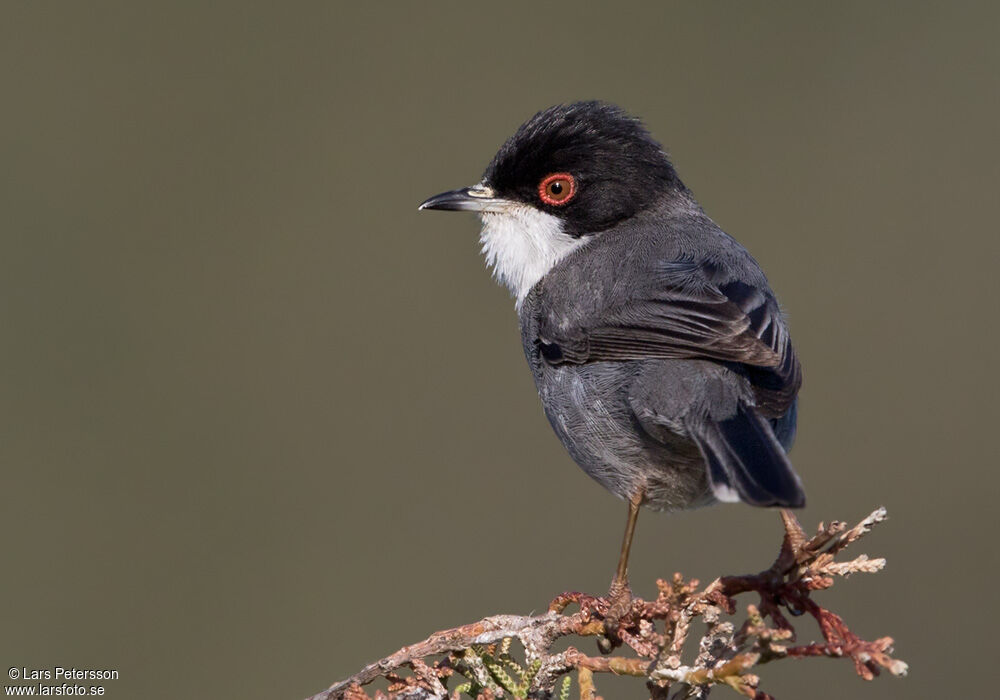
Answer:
[482,101,684,236]
[418,102,689,301]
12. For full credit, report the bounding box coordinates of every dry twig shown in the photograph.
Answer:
[307,508,905,700]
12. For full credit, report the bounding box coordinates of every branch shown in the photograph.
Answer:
[306,508,906,700]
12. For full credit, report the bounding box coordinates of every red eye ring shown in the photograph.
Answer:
[538,173,576,206]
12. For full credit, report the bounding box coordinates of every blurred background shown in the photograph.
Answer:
[2,2,997,699]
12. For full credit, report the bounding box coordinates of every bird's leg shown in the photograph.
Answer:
[603,490,643,646]
[613,492,643,588]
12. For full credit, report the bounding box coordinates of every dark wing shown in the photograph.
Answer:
[539,259,801,417]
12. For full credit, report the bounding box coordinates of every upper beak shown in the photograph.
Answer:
[418,183,511,213]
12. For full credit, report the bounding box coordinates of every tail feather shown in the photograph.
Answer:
[689,404,805,508]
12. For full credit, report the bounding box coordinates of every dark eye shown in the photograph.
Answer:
[538,173,576,206]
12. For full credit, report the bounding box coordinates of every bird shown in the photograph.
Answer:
[419,101,804,606]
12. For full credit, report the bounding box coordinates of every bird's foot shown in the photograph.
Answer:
[606,575,633,624]
[599,575,636,652]
[548,578,641,654]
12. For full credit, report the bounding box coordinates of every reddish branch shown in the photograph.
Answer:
[307,508,906,700]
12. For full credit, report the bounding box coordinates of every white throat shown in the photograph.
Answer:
[478,205,588,308]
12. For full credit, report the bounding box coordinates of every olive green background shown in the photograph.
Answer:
[2,3,997,699]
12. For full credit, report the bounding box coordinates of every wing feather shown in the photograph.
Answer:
[538,259,800,415]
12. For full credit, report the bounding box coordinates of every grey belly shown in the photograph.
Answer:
[534,360,714,512]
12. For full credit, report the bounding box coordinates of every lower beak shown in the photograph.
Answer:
[418,184,512,213]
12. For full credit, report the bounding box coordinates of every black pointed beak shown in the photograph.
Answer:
[418,183,511,213]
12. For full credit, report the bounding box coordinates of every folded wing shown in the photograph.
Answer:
[538,259,801,418]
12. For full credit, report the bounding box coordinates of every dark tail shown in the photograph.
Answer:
[688,403,806,508]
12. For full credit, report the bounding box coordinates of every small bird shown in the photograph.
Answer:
[419,102,804,601]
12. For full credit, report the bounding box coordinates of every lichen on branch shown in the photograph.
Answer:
[307,508,906,700]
